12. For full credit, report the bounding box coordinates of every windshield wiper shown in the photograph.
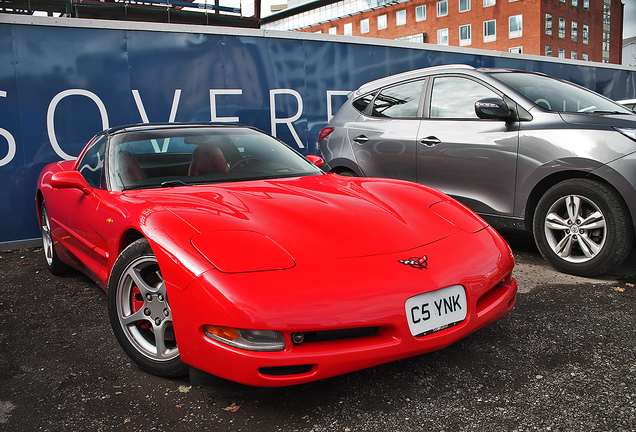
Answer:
[160,180,190,187]
[588,110,625,115]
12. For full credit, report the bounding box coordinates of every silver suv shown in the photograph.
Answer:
[319,65,636,277]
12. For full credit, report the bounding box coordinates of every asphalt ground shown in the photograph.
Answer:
[1,231,635,432]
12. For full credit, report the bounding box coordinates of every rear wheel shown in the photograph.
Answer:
[108,239,187,377]
[39,201,68,275]
[533,179,633,277]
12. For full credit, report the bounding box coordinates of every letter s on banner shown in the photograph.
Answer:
[47,89,109,161]
[0,91,16,167]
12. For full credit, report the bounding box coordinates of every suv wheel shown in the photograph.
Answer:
[533,179,633,277]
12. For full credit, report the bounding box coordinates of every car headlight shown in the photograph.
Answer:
[615,127,636,142]
[204,325,285,351]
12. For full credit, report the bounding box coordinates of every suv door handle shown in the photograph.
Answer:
[419,136,441,147]
[352,135,369,144]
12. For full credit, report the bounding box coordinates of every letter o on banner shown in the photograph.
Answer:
[0,128,16,167]
[47,89,109,161]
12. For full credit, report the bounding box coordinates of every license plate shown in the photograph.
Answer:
[405,285,467,337]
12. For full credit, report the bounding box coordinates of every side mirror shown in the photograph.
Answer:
[475,98,515,121]
[50,171,92,195]
[306,154,325,168]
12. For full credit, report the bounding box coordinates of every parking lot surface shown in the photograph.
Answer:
[1,232,635,431]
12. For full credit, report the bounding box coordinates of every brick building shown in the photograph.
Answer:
[262,0,624,64]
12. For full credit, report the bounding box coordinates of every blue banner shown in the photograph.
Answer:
[1,16,635,245]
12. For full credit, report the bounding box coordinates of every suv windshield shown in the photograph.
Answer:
[489,72,632,115]
[108,127,322,191]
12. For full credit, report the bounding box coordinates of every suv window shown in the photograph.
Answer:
[430,76,498,119]
[352,92,375,113]
[370,80,425,119]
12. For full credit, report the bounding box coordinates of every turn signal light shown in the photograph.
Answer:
[204,325,285,352]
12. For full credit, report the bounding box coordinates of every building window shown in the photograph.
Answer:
[378,14,387,30]
[329,26,337,34]
[571,21,578,42]
[572,0,578,7]
[416,5,426,21]
[558,17,566,39]
[558,48,565,58]
[459,0,471,12]
[583,0,589,10]
[396,10,407,26]
[484,19,496,42]
[509,15,522,38]
[509,46,522,53]
[437,0,448,17]
[396,34,425,42]
[582,53,588,61]
[360,19,369,34]
[545,45,552,56]
[545,13,552,35]
[460,24,472,45]
[343,23,353,35]
[437,28,449,45]
[484,0,495,6]
[571,51,577,60]
[583,24,589,45]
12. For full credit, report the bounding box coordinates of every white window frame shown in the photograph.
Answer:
[483,0,496,7]
[558,48,565,58]
[483,19,496,42]
[459,0,471,12]
[509,46,522,54]
[396,9,407,26]
[558,17,566,39]
[437,28,449,45]
[361,18,370,34]
[571,51,577,60]
[583,24,589,45]
[545,45,552,56]
[416,5,426,21]
[509,14,522,38]
[571,21,578,42]
[329,26,337,35]
[545,13,552,36]
[437,0,448,17]
[378,14,387,30]
[343,22,353,36]
[459,24,472,46]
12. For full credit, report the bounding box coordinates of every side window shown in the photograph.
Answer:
[430,77,499,119]
[77,135,106,188]
[352,92,376,113]
[370,80,425,119]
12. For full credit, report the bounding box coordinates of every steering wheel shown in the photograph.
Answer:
[534,98,551,110]
[229,157,262,172]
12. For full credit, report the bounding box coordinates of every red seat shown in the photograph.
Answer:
[189,145,229,176]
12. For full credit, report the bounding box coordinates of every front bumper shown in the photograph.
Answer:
[168,228,517,387]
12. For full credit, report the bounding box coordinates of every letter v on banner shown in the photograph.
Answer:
[269,89,304,149]
[132,89,182,152]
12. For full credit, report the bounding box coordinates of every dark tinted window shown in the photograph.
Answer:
[430,76,498,119]
[371,80,425,119]
[352,92,375,113]
[77,135,106,188]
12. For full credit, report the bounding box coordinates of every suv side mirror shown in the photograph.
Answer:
[475,98,515,121]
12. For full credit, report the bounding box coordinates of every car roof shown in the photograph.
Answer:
[103,122,249,136]
[352,65,535,97]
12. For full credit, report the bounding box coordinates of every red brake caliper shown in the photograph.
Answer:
[131,286,151,330]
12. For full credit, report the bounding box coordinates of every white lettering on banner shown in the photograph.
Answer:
[0,91,16,167]
[210,89,242,122]
[132,89,182,152]
[269,89,304,149]
[47,89,109,160]
[326,90,350,121]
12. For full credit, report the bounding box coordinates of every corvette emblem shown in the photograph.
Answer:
[398,255,428,270]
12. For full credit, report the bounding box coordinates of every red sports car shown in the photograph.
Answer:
[36,123,517,387]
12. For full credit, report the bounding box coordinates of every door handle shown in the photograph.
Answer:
[352,135,369,144]
[419,136,441,147]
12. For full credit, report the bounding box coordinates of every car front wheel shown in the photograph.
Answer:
[108,239,187,377]
[533,179,633,277]
[39,201,68,275]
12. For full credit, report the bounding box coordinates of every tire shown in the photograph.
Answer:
[108,239,187,377]
[336,170,358,177]
[39,201,69,275]
[533,179,634,277]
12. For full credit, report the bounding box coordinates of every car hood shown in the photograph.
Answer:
[126,175,482,266]
[558,112,636,128]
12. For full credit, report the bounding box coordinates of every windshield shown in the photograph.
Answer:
[108,126,322,191]
[489,72,633,115]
